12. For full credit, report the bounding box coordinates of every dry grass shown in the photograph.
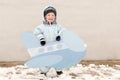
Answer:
[80,60,120,66]
[0,61,24,67]
[0,60,120,67]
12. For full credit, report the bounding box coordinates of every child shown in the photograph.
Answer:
[34,6,64,46]
[33,6,63,75]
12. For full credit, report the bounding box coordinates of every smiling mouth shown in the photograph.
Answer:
[48,19,53,20]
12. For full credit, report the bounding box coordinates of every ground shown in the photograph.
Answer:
[0,60,120,80]
[0,60,120,67]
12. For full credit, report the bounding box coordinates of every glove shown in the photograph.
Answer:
[40,41,46,46]
[56,36,61,41]
[40,38,46,46]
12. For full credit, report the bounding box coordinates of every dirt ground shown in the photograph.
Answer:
[0,60,120,67]
[80,60,120,66]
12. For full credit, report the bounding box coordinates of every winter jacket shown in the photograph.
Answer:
[33,23,64,42]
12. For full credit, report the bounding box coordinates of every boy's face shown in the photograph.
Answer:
[45,12,56,24]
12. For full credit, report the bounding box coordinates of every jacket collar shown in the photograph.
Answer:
[43,20,57,25]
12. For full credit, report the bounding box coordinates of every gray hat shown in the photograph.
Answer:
[43,6,57,18]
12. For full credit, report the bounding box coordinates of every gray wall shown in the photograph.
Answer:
[0,0,120,61]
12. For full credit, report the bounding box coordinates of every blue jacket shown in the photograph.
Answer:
[33,23,64,42]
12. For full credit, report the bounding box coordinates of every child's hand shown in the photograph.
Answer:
[40,38,46,46]
[56,36,61,41]
[40,41,46,46]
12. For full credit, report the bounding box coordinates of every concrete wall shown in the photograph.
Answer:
[0,0,120,61]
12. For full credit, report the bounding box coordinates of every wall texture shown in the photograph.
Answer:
[0,0,120,61]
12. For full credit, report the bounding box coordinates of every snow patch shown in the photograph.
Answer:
[0,64,120,80]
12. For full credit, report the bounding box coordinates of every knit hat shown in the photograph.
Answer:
[43,6,57,19]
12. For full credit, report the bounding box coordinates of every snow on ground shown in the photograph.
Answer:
[0,64,120,80]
